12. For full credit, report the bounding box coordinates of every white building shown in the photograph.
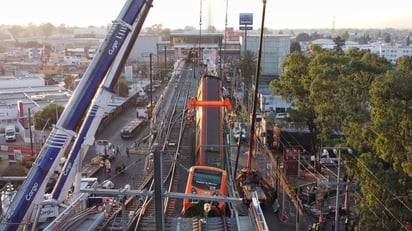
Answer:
[243,34,291,76]
[27,48,43,59]
[258,93,292,113]
[310,39,412,65]
[0,76,44,89]
[129,35,161,62]
[380,44,412,64]
[311,38,335,49]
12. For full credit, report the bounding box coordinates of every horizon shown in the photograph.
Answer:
[1,0,412,31]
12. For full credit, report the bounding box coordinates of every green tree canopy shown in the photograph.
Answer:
[271,45,412,229]
[33,103,65,130]
[236,50,256,87]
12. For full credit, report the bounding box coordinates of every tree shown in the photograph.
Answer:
[290,41,301,53]
[384,33,391,43]
[33,103,65,130]
[357,33,371,44]
[295,33,311,42]
[63,75,76,91]
[115,78,129,97]
[44,75,56,85]
[353,69,412,230]
[236,50,256,87]
[270,49,320,167]
[160,28,171,41]
[333,36,345,52]
[143,24,164,35]
[8,25,23,43]
[369,69,412,177]
[235,50,257,111]
[208,26,217,33]
[397,55,412,72]
[39,23,55,38]
[272,44,412,229]
[183,26,196,31]
[341,31,350,40]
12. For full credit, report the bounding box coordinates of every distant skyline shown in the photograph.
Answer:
[1,0,412,30]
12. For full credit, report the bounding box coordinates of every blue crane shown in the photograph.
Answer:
[1,0,153,230]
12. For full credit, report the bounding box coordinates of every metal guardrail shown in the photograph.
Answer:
[249,191,269,231]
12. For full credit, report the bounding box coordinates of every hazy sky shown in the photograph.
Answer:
[1,0,412,30]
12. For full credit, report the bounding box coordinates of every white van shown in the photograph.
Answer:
[311,147,352,165]
[319,148,338,165]
[5,125,16,142]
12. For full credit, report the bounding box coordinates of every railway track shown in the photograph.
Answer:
[133,64,196,230]
[93,67,193,230]
[94,65,240,231]
[94,63,196,230]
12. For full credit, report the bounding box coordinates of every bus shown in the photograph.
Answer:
[120,118,145,139]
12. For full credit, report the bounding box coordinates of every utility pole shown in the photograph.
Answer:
[334,148,342,231]
[153,147,164,231]
[164,45,167,80]
[28,108,34,156]
[150,53,153,112]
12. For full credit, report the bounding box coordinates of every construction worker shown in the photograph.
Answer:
[126,146,130,158]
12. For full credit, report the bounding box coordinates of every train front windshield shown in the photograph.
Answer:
[192,169,222,190]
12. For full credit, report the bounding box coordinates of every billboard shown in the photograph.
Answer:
[239,13,253,25]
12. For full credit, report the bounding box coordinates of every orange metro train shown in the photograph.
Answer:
[182,74,232,217]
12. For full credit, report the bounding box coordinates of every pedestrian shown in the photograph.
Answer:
[126,146,130,158]
[105,159,111,178]
[116,145,120,156]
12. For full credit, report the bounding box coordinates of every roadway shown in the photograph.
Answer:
[82,79,167,189]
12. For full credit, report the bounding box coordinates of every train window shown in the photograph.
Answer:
[192,169,222,190]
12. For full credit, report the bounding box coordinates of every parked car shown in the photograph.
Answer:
[275,112,289,119]
[233,122,247,141]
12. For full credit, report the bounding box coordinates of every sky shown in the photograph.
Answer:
[1,0,412,30]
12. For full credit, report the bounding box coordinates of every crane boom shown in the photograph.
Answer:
[51,0,153,203]
[1,1,152,230]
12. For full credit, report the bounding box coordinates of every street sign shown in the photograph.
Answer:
[239,26,253,30]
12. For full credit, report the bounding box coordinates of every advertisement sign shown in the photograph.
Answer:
[239,13,253,25]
